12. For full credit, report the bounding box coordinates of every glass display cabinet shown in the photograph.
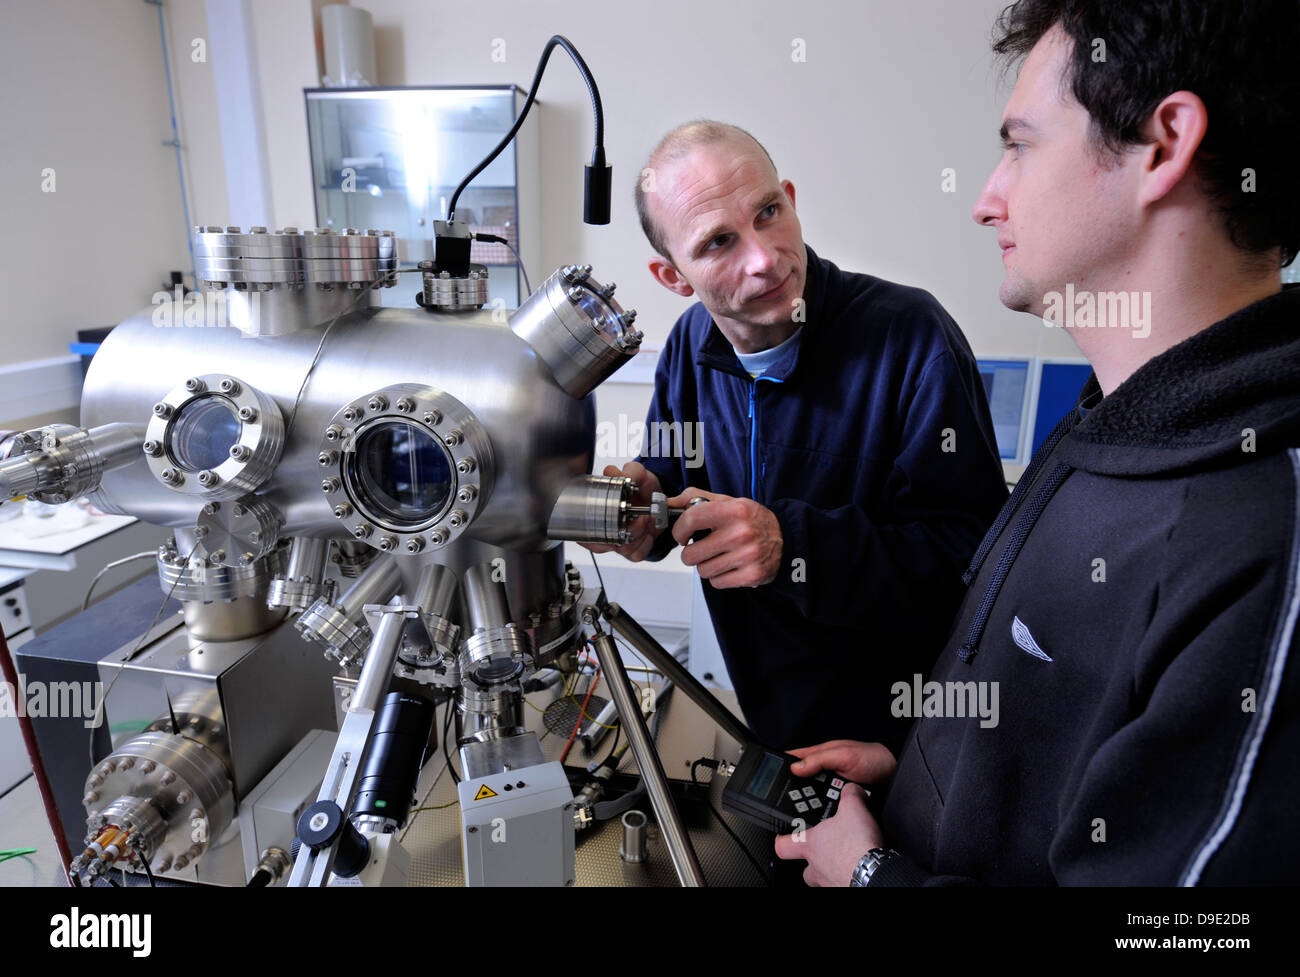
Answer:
[306,86,540,309]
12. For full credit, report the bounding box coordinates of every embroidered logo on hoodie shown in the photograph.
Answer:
[1012,616,1053,662]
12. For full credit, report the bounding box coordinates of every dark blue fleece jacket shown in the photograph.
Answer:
[636,246,1009,753]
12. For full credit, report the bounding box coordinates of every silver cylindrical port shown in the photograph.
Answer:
[580,700,619,753]
[338,555,402,619]
[463,562,511,631]
[546,474,634,545]
[619,810,649,863]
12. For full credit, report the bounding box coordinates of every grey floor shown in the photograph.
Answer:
[0,773,67,887]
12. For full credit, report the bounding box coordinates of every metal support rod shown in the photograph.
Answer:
[603,601,753,746]
[588,625,704,887]
[289,596,408,887]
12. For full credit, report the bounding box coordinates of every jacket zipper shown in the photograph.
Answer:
[749,375,784,501]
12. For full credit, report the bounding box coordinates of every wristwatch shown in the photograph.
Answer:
[850,847,901,887]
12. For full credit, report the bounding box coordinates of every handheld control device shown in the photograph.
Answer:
[721,746,865,834]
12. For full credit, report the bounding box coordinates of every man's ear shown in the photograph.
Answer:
[1137,90,1208,207]
[648,255,694,297]
[782,178,796,211]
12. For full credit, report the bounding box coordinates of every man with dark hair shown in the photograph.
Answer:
[778,0,1300,885]
[586,121,1010,753]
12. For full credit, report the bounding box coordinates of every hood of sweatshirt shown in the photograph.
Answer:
[1056,284,1300,476]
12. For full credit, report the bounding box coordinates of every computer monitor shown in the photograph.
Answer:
[1028,358,1093,456]
[976,358,1033,465]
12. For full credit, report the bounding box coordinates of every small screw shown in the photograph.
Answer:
[143,440,162,456]
[229,444,250,461]
[237,406,257,422]
[423,409,442,425]
[218,378,239,394]
[456,486,477,503]
[444,430,463,447]
[324,425,343,442]
[197,470,218,486]
[456,458,476,474]
[342,406,363,423]
[378,535,397,551]
[367,395,388,412]
[395,398,415,413]
[322,478,340,493]
[333,503,353,519]
[185,377,205,393]
[153,403,172,419]
[405,538,424,553]
[353,524,372,539]
[447,510,467,528]
[319,450,338,466]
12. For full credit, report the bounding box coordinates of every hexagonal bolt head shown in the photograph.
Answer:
[353,523,372,539]
[447,510,467,528]
[423,409,442,425]
[600,282,617,297]
[211,549,226,563]
[142,440,162,456]
[197,470,218,486]
[237,406,258,422]
[378,536,397,551]
[333,503,353,519]
[324,426,343,442]
[153,403,172,419]
[430,528,450,545]
[319,450,339,466]
[367,395,389,412]
[218,378,240,394]
[444,430,463,447]
[457,486,477,503]
[185,377,206,393]
[176,790,192,805]
[160,468,182,485]
[456,457,476,474]
[405,538,425,554]
[321,478,340,493]
[229,444,250,461]
[395,398,415,414]
[342,406,364,423]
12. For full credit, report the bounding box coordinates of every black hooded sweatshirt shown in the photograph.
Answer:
[874,285,1300,885]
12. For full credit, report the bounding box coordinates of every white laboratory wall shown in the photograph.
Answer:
[0,0,222,372]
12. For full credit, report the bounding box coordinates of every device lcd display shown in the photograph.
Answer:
[747,753,784,798]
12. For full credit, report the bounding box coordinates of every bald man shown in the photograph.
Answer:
[586,121,1009,752]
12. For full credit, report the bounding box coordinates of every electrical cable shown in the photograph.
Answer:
[82,552,157,611]
[691,758,770,886]
[447,35,605,222]
[471,232,532,296]
[441,697,460,784]
[88,539,202,769]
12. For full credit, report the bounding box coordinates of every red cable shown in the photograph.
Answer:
[559,664,601,764]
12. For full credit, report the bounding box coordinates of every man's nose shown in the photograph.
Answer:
[972,165,1007,227]
[742,233,780,275]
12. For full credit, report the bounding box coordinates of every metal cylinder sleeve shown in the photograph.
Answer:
[82,730,235,876]
[546,473,637,544]
[267,536,333,612]
[509,264,643,399]
[144,374,284,500]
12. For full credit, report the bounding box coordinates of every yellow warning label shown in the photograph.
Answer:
[473,784,498,801]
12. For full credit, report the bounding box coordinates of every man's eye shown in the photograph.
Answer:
[705,235,730,251]
[760,204,778,218]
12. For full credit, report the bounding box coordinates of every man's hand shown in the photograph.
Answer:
[787,739,897,784]
[775,784,884,886]
[774,740,897,886]
[579,463,665,562]
[668,488,783,588]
